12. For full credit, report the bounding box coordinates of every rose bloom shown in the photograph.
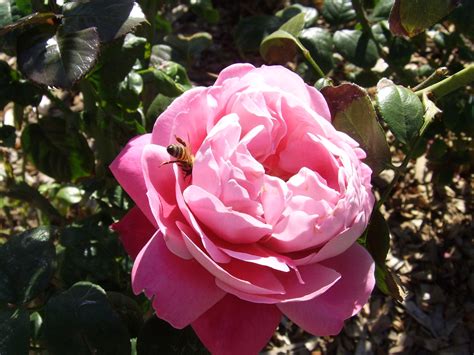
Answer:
[111,64,375,354]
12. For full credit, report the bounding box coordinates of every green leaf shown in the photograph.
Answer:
[322,0,356,25]
[234,15,282,54]
[59,225,122,287]
[369,0,394,21]
[321,83,390,174]
[42,282,130,355]
[333,29,379,68]
[98,34,147,91]
[165,32,212,62]
[0,125,15,147]
[386,35,414,66]
[376,82,424,147]
[106,292,143,338]
[375,264,404,301]
[62,0,147,43]
[298,27,334,73]
[276,4,318,28]
[260,14,307,65]
[21,117,95,182]
[145,62,191,97]
[118,71,143,109]
[146,94,173,129]
[365,210,390,265]
[279,12,305,36]
[0,308,29,355]
[0,227,55,304]
[56,186,84,204]
[137,316,208,355]
[17,25,100,88]
[389,0,459,37]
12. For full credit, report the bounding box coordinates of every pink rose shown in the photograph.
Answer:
[111,64,375,354]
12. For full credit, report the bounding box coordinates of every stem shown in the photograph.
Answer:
[412,67,449,91]
[375,154,410,210]
[301,47,325,79]
[351,0,385,58]
[415,63,474,99]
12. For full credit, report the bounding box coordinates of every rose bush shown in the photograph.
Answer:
[111,64,375,354]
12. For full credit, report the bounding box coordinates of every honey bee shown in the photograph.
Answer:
[161,136,194,177]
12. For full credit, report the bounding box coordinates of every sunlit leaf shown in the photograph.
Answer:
[62,0,147,43]
[17,26,100,88]
[322,83,390,174]
[389,0,459,37]
[276,4,318,28]
[376,82,424,147]
[260,13,306,64]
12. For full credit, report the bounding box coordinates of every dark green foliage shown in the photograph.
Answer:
[42,282,131,355]
[137,316,209,355]
[0,227,55,305]
[0,308,30,355]
[21,116,95,182]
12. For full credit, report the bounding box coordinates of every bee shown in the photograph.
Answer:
[161,136,194,177]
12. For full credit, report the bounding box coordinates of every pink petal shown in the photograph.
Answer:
[109,134,155,225]
[183,185,272,244]
[213,63,256,86]
[192,294,281,355]
[179,222,285,296]
[278,243,375,335]
[111,206,155,259]
[151,87,212,151]
[261,175,290,226]
[306,85,331,121]
[141,144,192,259]
[215,262,340,304]
[295,211,368,265]
[132,232,226,329]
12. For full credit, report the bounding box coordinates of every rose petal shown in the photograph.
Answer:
[179,222,285,296]
[132,232,226,329]
[141,144,192,259]
[183,185,272,244]
[151,87,212,150]
[278,243,375,335]
[213,63,256,86]
[110,134,155,225]
[111,206,155,259]
[215,261,340,304]
[192,294,281,355]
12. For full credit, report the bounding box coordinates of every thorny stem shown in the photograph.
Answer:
[415,63,474,99]
[351,0,385,58]
[376,64,474,210]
